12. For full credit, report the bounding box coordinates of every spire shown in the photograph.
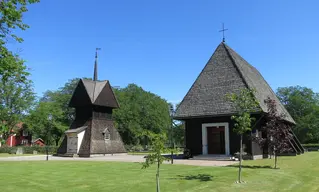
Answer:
[94,48,101,81]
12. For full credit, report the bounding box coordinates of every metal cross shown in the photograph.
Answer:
[219,23,228,42]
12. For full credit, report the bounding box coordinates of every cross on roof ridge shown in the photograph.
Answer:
[219,23,228,42]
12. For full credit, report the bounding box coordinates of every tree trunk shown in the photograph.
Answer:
[238,134,243,183]
[46,146,49,161]
[156,159,160,192]
[274,151,278,169]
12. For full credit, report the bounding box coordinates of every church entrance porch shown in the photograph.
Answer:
[202,123,230,156]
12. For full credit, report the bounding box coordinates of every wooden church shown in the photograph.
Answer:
[174,41,304,160]
[57,50,126,157]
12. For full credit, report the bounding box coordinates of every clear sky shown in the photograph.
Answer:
[9,0,319,104]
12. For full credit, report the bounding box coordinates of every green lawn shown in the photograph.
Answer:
[0,153,319,192]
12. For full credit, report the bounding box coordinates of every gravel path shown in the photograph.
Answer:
[0,154,238,167]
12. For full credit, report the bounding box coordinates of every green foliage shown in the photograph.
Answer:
[24,79,173,148]
[140,130,172,192]
[171,122,184,147]
[276,86,319,143]
[141,130,170,169]
[0,0,40,80]
[0,145,57,154]
[226,88,260,183]
[0,61,35,143]
[26,98,69,146]
[0,0,39,143]
[0,0,40,42]
[302,143,319,147]
[227,88,260,134]
[113,84,171,146]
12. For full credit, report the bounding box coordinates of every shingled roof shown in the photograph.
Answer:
[174,42,295,124]
[69,79,119,108]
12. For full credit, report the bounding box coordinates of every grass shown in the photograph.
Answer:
[127,151,150,155]
[0,152,319,192]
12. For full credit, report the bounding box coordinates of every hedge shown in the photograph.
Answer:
[0,146,58,154]
[302,143,319,147]
[302,144,319,152]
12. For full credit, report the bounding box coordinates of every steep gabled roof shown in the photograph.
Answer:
[69,79,119,108]
[174,42,295,124]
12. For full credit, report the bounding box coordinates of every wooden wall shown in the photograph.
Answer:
[184,114,264,157]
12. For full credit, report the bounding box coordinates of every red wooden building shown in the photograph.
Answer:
[5,122,32,147]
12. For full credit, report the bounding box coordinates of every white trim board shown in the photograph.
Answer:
[202,123,230,155]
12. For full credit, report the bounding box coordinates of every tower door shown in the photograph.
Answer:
[67,134,78,154]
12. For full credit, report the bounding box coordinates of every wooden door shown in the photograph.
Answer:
[207,126,225,154]
[67,135,78,154]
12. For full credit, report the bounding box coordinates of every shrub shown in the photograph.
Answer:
[0,145,58,154]
[302,143,319,147]
[302,144,319,152]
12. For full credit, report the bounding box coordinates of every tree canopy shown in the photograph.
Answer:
[0,0,39,144]
[113,84,171,146]
[276,86,319,143]
[25,78,172,147]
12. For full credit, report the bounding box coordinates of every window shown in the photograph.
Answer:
[255,129,259,137]
[21,139,28,145]
[22,130,28,136]
[103,128,110,140]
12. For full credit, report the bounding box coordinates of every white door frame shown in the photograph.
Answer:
[202,122,230,155]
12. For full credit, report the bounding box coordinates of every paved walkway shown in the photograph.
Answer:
[0,154,238,167]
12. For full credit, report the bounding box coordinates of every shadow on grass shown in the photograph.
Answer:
[227,165,273,169]
[170,174,213,182]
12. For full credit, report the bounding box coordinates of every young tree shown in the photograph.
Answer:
[227,88,260,183]
[254,97,293,169]
[141,130,171,192]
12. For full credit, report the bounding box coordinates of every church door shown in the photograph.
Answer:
[67,134,78,154]
[207,126,225,154]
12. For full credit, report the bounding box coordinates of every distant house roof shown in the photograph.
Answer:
[32,138,44,143]
[65,126,88,134]
[68,79,119,108]
[174,42,295,124]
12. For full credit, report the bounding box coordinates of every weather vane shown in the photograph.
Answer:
[95,48,101,58]
[219,23,228,42]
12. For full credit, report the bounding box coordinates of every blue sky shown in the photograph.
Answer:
[9,0,319,104]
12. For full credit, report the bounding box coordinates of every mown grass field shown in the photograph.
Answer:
[0,152,318,192]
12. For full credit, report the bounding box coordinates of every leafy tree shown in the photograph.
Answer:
[25,101,68,146]
[0,67,35,144]
[40,78,83,125]
[276,86,319,143]
[0,0,39,144]
[254,97,293,169]
[227,88,260,183]
[0,0,40,81]
[24,78,83,145]
[141,130,171,192]
[113,84,171,146]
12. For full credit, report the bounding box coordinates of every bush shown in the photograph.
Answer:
[0,145,58,154]
[302,143,319,147]
[302,144,319,152]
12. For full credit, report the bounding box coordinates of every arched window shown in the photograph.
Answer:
[103,128,110,140]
